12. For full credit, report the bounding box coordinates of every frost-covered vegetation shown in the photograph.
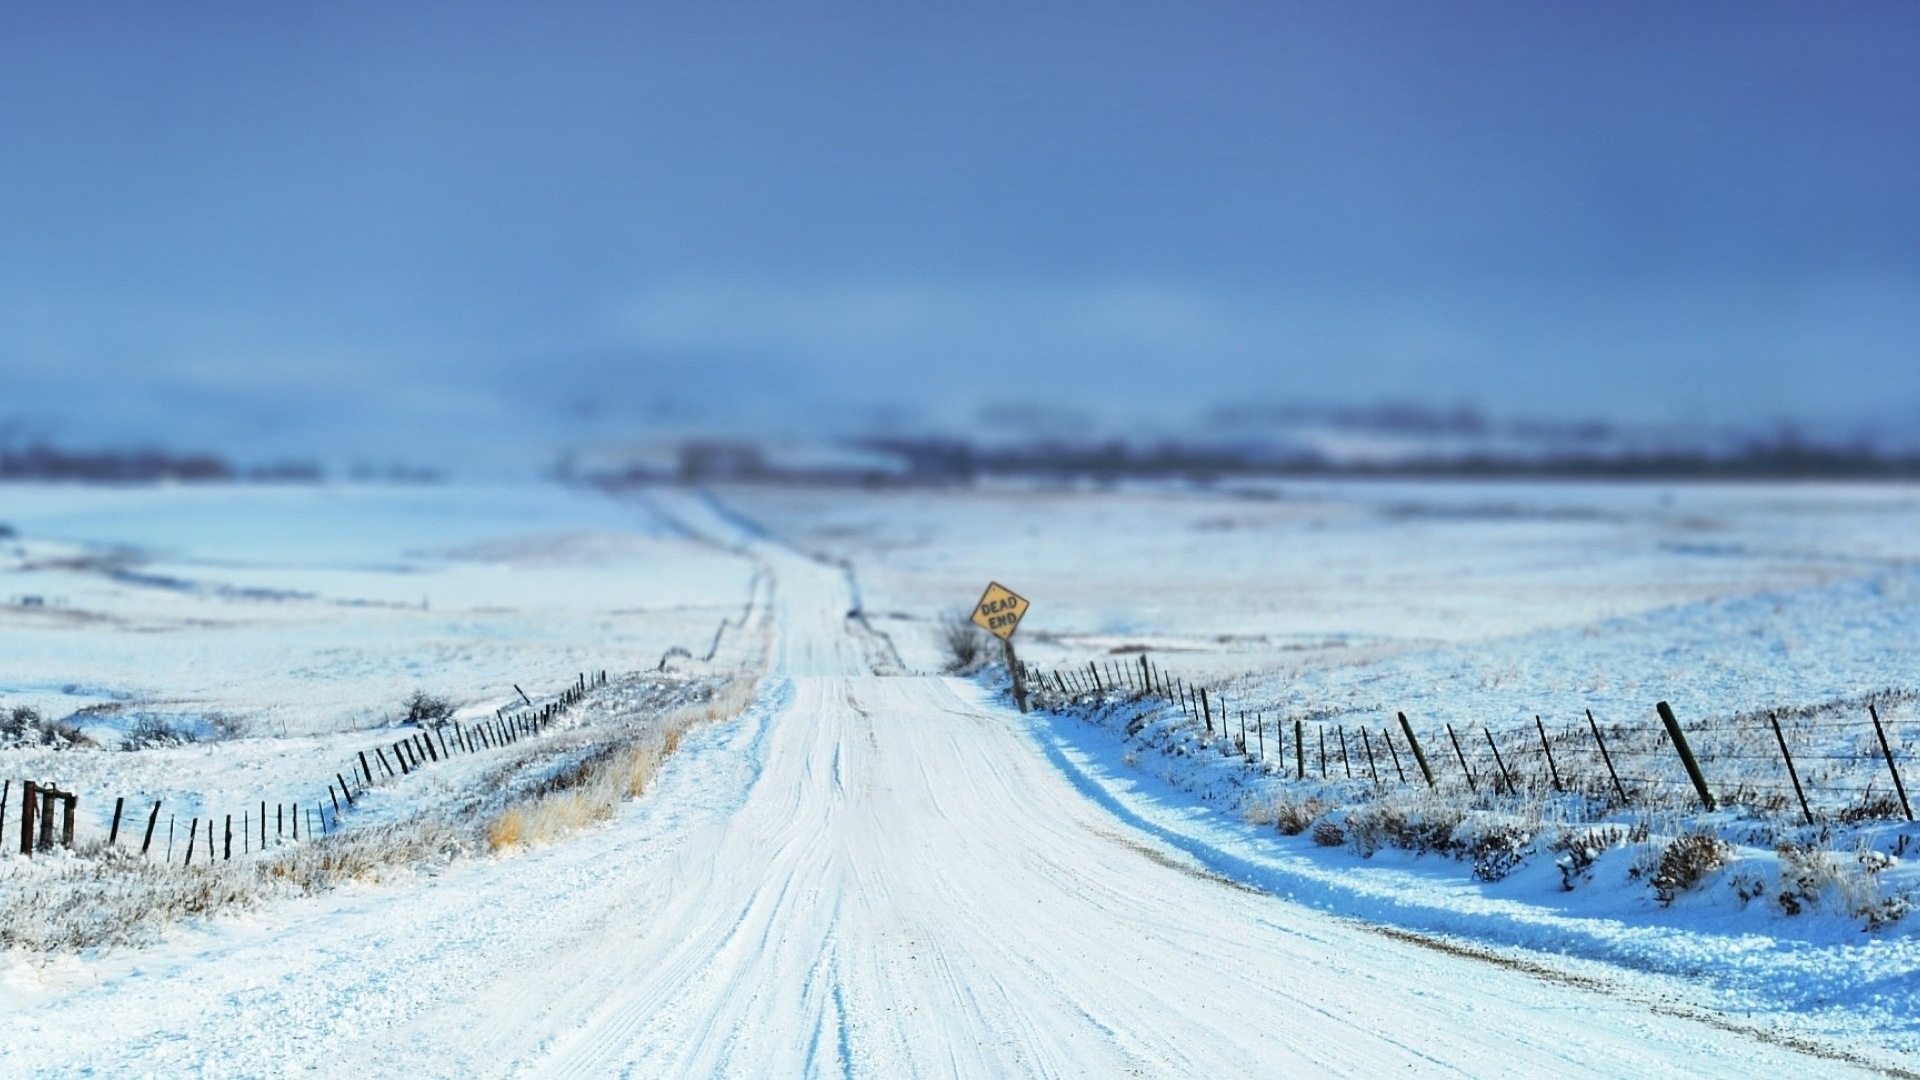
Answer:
[0,670,760,952]
[1026,670,1920,932]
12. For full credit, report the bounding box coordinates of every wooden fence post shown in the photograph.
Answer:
[1337,726,1352,779]
[142,801,161,856]
[184,818,197,866]
[1869,704,1914,822]
[1295,719,1305,780]
[1359,728,1379,783]
[360,751,373,785]
[1656,701,1715,811]
[1398,713,1436,788]
[0,779,7,843]
[38,788,55,850]
[109,796,125,847]
[337,774,354,806]
[1200,688,1212,735]
[224,814,232,860]
[19,780,36,856]
[60,793,75,849]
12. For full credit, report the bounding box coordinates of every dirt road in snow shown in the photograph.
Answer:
[0,494,1894,1077]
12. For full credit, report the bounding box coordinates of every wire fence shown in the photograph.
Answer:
[3,669,611,865]
[1021,654,1918,825]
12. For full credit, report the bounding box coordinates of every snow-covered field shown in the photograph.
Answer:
[2,478,1919,1075]
[0,483,757,843]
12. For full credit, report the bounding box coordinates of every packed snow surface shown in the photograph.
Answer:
[0,481,1915,1075]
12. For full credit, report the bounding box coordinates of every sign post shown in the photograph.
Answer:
[970,581,1031,713]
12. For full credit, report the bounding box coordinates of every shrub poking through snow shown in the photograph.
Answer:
[1466,822,1534,882]
[1651,831,1731,904]
[1,706,93,750]
[1772,841,1910,926]
[939,611,994,675]
[1311,819,1345,847]
[404,690,454,725]
[120,713,198,750]
[1551,823,1640,891]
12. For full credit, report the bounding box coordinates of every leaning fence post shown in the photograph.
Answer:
[1768,711,1813,826]
[1535,717,1563,793]
[1200,688,1213,735]
[1587,709,1628,804]
[329,784,342,818]
[142,800,161,856]
[1483,728,1516,793]
[1446,724,1478,793]
[1656,701,1715,811]
[1398,713,1436,788]
[1337,726,1353,779]
[360,751,373,785]
[1381,727,1407,784]
[109,796,125,847]
[1869,704,1914,822]
[1359,728,1379,783]
[337,774,354,806]
[185,818,197,866]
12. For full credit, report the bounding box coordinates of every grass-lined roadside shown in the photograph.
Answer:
[0,671,763,953]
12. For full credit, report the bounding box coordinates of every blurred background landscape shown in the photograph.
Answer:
[3,1,1917,481]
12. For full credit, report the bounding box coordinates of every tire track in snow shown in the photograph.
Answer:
[0,499,1901,1077]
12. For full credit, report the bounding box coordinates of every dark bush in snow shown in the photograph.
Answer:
[404,690,454,725]
[1,706,93,749]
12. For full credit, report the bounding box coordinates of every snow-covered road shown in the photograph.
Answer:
[0,507,1897,1077]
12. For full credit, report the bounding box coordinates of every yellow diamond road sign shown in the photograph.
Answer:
[971,581,1029,640]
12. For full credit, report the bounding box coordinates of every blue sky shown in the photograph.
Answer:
[2,1,1917,460]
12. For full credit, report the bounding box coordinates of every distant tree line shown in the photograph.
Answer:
[0,443,321,483]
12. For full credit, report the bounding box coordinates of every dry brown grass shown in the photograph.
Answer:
[484,675,758,853]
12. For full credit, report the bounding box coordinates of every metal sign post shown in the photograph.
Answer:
[971,581,1031,714]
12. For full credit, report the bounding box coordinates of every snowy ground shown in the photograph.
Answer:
[0,482,757,842]
[0,478,1917,1075]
